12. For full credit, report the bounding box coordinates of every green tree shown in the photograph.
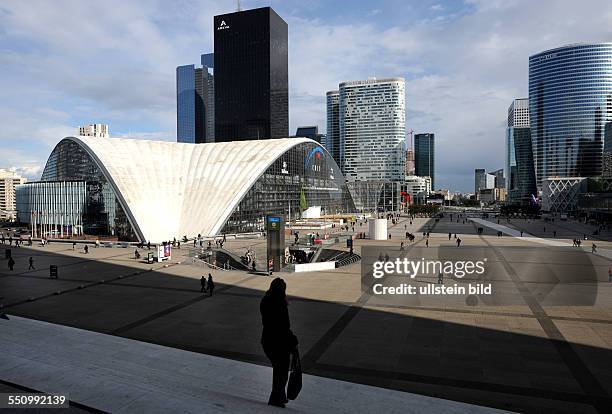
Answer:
[300,187,308,212]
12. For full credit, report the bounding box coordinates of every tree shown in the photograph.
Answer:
[300,187,308,212]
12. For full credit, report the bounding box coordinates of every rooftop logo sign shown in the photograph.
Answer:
[217,20,230,30]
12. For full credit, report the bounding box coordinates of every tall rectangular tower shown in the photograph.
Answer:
[214,7,288,141]
[176,55,214,143]
[414,133,435,189]
[339,78,406,182]
[325,90,340,167]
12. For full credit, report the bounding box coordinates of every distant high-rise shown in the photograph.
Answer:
[293,126,324,143]
[475,169,495,196]
[325,91,341,167]
[506,98,536,204]
[530,43,612,187]
[414,133,435,189]
[507,98,530,128]
[78,124,108,138]
[214,7,288,141]
[0,169,27,221]
[177,54,214,143]
[339,78,406,182]
[490,168,505,189]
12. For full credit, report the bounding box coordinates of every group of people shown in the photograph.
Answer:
[6,256,35,271]
[200,273,215,296]
[0,234,32,247]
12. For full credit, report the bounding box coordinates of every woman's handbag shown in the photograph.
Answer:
[287,349,302,400]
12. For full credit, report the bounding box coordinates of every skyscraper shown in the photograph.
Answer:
[529,43,612,187]
[177,54,214,143]
[214,7,288,141]
[506,98,536,204]
[325,91,340,167]
[414,133,435,189]
[339,78,406,182]
[475,169,495,196]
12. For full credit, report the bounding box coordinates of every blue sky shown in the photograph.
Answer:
[1,0,612,191]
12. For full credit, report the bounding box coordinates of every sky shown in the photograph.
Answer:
[1,0,612,192]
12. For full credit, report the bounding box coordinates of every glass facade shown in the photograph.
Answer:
[222,142,356,233]
[214,7,288,141]
[176,64,196,143]
[21,140,138,240]
[529,43,612,187]
[507,128,537,205]
[325,91,341,167]
[177,57,214,144]
[414,133,435,189]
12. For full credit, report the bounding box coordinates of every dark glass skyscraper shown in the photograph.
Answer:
[176,54,214,143]
[415,133,435,189]
[529,43,612,187]
[214,7,288,141]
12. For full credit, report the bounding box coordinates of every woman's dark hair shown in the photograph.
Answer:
[266,277,287,299]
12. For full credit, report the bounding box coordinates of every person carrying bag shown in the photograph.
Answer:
[287,348,302,400]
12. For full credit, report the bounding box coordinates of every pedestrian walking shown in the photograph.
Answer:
[448,232,451,240]
[28,257,35,270]
[438,272,444,284]
[207,274,215,296]
[400,241,404,251]
[72,242,76,250]
[592,244,597,254]
[84,245,89,254]
[8,257,15,271]
[200,276,207,293]
[553,230,557,238]
[456,238,462,247]
[520,230,523,237]
[425,239,429,248]
[260,278,298,408]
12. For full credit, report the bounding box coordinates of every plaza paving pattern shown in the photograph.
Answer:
[1,216,611,413]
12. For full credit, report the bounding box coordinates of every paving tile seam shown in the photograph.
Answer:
[363,302,612,325]
[312,362,607,407]
[0,250,141,279]
[2,262,181,309]
[301,219,433,371]
[476,226,612,414]
[110,274,260,335]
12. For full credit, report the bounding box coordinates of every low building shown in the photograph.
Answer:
[541,177,588,212]
[16,136,356,241]
[0,169,27,221]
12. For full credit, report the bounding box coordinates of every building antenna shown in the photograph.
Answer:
[236,0,241,11]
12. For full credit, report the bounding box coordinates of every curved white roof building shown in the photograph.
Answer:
[19,136,355,242]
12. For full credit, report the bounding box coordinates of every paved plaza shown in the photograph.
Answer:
[1,215,612,413]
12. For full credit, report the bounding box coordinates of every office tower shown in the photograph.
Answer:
[78,124,108,138]
[339,78,406,181]
[507,98,529,128]
[475,169,495,195]
[0,169,27,221]
[414,133,435,189]
[325,91,340,166]
[529,43,612,187]
[214,7,288,141]
[506,98,536,204]
[490,169,505,189]
[294,126,323,143]
[177,54,214,143]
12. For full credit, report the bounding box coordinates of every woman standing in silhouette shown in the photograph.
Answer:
[260,278,298,408]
